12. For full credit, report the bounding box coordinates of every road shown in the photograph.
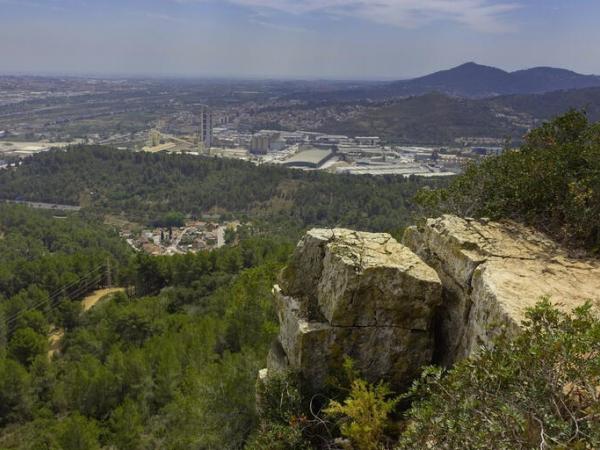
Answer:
[166,226,193,254]
[81,287,125,311]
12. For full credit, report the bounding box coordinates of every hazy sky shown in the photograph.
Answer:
[1,0,599,79]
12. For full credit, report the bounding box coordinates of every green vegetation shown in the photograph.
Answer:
[0,145,445,235]
[418,110,600,250]
[397,300,600,449]
[151,211,186,228]
[322,92,528,144]
[0,203,294,448]
[324,377,398,450]
[250,371,310,450]
[0,204,131,334]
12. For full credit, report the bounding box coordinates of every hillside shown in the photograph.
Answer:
[315,88,600,144]
[319,92,531,144]
[0,203,296,449]
[491,86,600,121]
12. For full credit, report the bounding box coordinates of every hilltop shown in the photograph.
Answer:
[387,62,600,98]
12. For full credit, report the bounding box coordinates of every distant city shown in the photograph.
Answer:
[2,63,600,177]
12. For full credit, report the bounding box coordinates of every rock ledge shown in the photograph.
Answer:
[266,228,442,392]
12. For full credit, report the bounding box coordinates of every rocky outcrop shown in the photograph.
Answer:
[265,229,442,393]
[404,215,600,365]
[260,216,600,396]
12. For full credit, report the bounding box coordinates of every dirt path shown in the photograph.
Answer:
[48,287,125,359]
[81,287,125,311]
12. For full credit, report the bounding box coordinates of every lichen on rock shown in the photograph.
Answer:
[265,228,442,393]
[404,215,600,365]
[260,217,600,399]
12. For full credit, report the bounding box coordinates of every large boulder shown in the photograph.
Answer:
[267,229,442,393]
[404,215,600,365]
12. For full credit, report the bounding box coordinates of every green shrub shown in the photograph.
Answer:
[420,110,600,250]
[397,299,600,449]
[8,328,47,367]
[248,371,311,450]
[324,378,398,450]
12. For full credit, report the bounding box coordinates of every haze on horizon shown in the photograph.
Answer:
[1,0,599,80]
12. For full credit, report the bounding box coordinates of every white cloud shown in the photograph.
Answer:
[0,0,68,11]
[175,0,520,32]
[145,12,189,24]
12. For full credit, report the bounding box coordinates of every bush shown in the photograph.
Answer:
[248,371,312,450]
[397,299,600,450]
[324,378,398,450]
[152,211,185,228]
[8,328,47,367]
[420,110,600,250]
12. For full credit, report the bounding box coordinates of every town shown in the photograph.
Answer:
[120,218,240,256]
[0,76,517,177]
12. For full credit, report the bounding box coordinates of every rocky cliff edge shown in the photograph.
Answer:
[260,216,600,394]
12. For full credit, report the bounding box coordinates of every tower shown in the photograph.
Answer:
[149,130,161,147]
[199,106,212,153]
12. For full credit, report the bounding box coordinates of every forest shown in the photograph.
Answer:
[0,204,293,448]
[0,145,443,449]
[0,145,445,236]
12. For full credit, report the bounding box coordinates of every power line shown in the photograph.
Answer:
[3,263,106,327]
[5,269,103,327]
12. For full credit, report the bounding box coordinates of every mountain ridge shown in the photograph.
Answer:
[290,62,600,101]
[389,62,600,97]
[386,62,600,98]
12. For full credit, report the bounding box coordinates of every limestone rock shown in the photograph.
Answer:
[317,229,442,328]
[404,215,600,365]
[271,286,432,391]
[259,217,600,404]
[267,229,442,393]
[282,228,442,328]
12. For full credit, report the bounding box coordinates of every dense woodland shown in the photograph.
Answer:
[0,204,293,448]
[0,146,445,236]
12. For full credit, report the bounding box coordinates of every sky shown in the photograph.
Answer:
[1,0,599,79]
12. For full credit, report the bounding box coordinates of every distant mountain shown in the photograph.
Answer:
[386,63,600,97]
[290,63,600,101]
[388,62,513,97]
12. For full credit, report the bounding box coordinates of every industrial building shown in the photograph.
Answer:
[335,163,456,177]
[280,147,335,169]
[355,136,381,146]
[250,134,270,154]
